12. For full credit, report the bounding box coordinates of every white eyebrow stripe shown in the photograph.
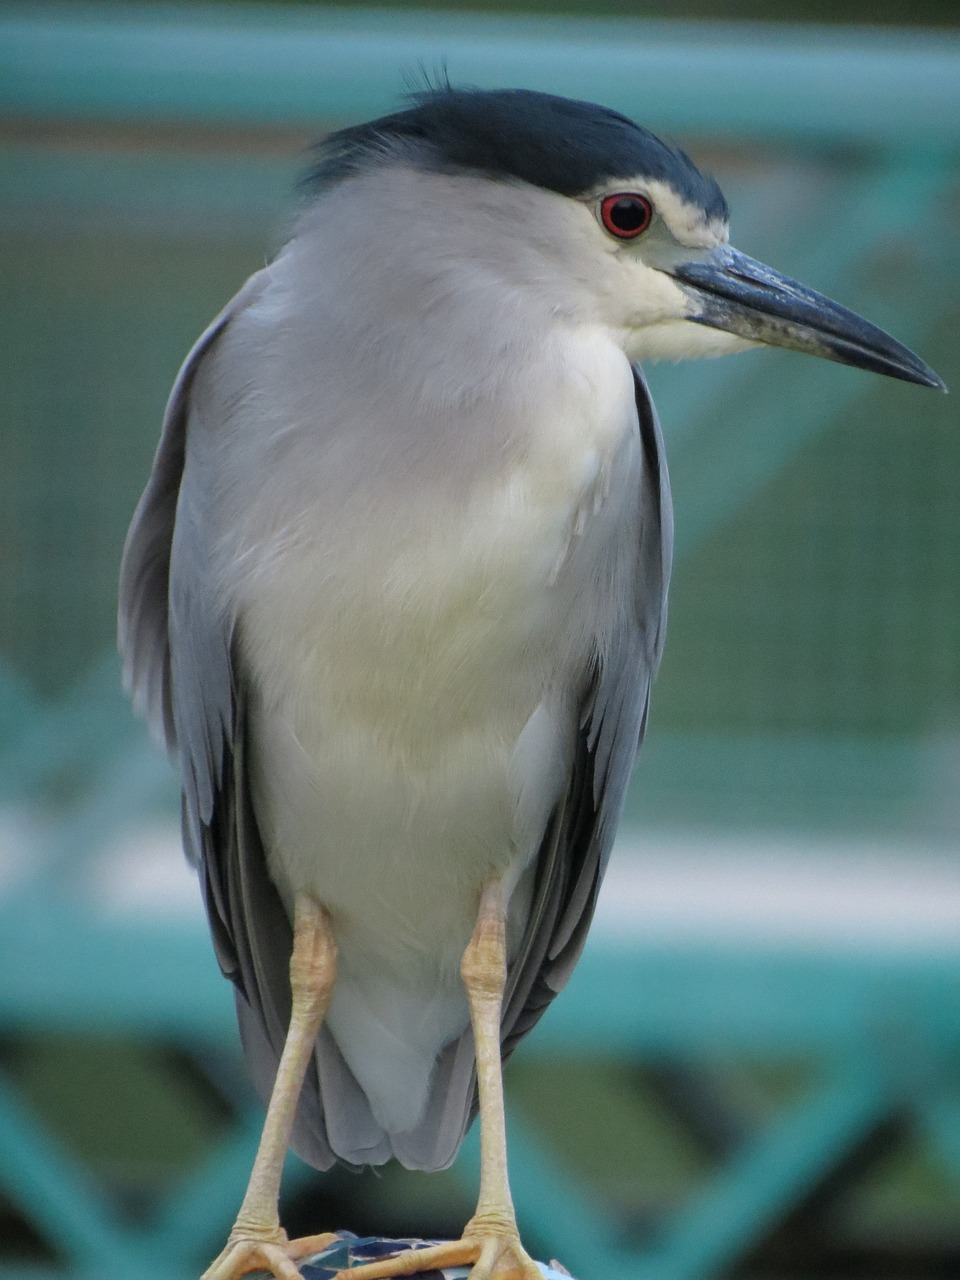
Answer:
[587,176,727,249]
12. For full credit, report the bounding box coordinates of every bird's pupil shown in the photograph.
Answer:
[610,198,646,231]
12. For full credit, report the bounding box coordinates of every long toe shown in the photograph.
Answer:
[469,1235,544,1280]
[288,1233,343,1262]
[333,1239,481,1280]
[202,1229,340,1280]
[333,1232,545,1280]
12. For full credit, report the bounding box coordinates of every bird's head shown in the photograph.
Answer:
[307,86,944,390]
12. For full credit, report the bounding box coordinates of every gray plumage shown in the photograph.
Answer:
[119,235,670,1168]
[120,86,939,1176]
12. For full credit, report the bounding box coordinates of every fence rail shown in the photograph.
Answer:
[3,5,960,144]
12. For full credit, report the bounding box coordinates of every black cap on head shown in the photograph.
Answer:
[306,87,728,222]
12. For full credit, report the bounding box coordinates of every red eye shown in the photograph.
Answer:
[599,193,653,239]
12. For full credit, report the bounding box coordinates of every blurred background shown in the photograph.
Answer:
[1,3,959,1279]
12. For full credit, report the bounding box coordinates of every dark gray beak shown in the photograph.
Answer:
[669,246,946,391]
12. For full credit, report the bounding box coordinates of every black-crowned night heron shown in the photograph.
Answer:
[118,87,943,1280]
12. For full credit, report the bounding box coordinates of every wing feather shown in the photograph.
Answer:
[120,268,388,1171]
[118,268,295,1013]
[500,365,673,1057]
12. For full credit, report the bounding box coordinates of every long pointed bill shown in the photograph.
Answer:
[669,246,945,390]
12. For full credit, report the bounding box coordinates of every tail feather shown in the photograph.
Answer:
[236,992,477,1172]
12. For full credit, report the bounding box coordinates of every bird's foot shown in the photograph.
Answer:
[463,1230,544,1280]
[334,1216,542,1280]
[201,1225,340,1280]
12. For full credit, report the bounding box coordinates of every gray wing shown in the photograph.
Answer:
[118,271,347,1170]
[500,363,673,1058]
[119,271,267,755]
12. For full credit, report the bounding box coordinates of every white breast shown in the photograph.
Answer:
[232,324,641,1132]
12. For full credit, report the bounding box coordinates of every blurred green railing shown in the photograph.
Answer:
[2,6,959,1280]
[3,4,960,145]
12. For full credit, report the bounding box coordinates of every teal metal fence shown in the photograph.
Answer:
[2,6,959,1278]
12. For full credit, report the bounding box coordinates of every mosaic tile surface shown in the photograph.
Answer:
[297,1234,572,1280]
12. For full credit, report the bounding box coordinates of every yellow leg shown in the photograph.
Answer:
[202,894,340,1280]
[338,882,541,1280]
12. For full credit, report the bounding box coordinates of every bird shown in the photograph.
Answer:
[118,86,944,1280]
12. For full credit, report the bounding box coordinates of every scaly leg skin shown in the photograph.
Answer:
[338,882,542,1280]
[201,894,340,1280]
